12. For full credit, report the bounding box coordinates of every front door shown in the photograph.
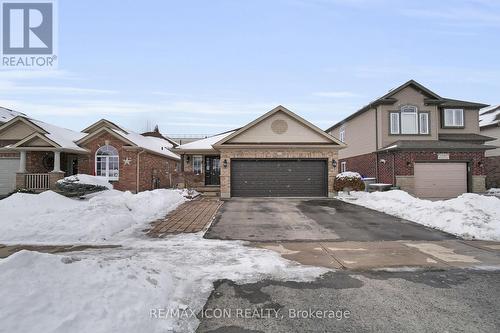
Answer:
[205,156,220,186]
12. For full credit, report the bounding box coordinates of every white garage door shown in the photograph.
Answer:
[0,158,19,195]
[414,163,467,199]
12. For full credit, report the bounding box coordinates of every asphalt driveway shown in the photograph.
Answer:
[204,198,455,242]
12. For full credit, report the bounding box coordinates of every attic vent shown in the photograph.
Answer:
[271,119,288,134]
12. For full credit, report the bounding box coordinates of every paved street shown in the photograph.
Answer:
[197,269,500,333]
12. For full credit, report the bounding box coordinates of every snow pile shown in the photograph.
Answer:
[0,189,187,244]
[335,171,362,179]
[0,235,327,333]
[57,174,113,189]
[343,190,500,240]
[174,188,200,199]
[486,188,500,197]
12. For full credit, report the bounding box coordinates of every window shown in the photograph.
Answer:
[400,106,418,134]
[95,145,119,180]
[193,156,202,175]
[340,161,347,173]
[339,127,345,143]
[390,113,400,134]
[444,109,464,127]
[419,113,429,134]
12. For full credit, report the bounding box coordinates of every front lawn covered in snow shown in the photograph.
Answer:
[0,189,187,244]
[340,190,500,241]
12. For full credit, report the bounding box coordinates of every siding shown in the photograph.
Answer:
[481,126,500,157]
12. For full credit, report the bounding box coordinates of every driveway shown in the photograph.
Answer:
[204,198,455,242]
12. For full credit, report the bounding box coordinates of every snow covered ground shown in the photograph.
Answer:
[340,190,500,241]
[0,189,327,332]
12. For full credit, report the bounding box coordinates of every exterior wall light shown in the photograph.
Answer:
[332,159,337,168]
[186,155,190,162]
[223,159,228,168]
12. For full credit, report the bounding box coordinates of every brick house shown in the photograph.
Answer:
[0,114,179,195]
[326,80,496,199]
[175,106,345,198]
[479,105,500,188]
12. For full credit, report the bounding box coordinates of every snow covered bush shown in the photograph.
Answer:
[56,174,112,196]
[334,171,365,192]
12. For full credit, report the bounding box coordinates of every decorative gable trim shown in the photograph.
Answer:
[81,119,127,134]
[76,127,137,147]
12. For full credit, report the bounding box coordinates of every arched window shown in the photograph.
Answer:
[95,145,119,180]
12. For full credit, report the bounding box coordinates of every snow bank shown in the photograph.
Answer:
[0,189,187,244]
[335,171,362,179]
[343,190,500,241]
[57,174,113,189]
[0,235,327,333]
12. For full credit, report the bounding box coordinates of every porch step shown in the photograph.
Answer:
[195,186,220,197]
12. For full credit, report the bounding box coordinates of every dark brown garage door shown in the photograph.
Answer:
[230,159,327,197]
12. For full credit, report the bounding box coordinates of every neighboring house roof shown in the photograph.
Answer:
[141,129,179,147]
[175,130,236,152]
[77,119,180,160]
[479,105,500,129]
[214,105,345,147]
[326,80,489,132]
[0,107,27,124]
[377,140,496,152]
[0,116,87,152]
[438,133,496,142]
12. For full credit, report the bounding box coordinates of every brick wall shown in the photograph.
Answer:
[219,148,339,198]
[78,132,177,192]
[377,151,394,184]
[26,151,52,173]
[393,151,485,176]
[485,156,500,188]
[339,152,376,178]
[180,154,206,187]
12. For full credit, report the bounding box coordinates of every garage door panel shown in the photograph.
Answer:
[231,159,327,197]
[414,163,467,199]
[0,158,19,195]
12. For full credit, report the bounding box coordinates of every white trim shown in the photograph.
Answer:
[390,112,400,134]
[340,161,347,173]
[419,113,429,134]
[95,145,119,180]
[339,127,345,143]
[192,155,203,175]
[444,108,464,127]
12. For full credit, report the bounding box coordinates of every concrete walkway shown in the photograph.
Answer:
[252,240,500,270]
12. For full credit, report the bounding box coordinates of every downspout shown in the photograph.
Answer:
[136,149,146,193]
[392,152,396,185]
[374,107,379,181]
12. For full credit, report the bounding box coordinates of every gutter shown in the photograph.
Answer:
[136,149,146,193]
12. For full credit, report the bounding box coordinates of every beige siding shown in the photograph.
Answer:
[0,122,38,141]
[330,109,377,159]
[379,86,439,148]
[482,126,500,157]
[227,111,331,144]
[439,109,480,134]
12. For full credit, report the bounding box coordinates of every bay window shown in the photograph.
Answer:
[443,109,464,127]
[96,145,119,180]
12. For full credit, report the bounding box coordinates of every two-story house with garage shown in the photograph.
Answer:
[327,80,496,199]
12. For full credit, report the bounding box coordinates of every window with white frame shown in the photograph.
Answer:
[340,161,347,173]
[95,145,119,180]
[339,127,345,143]
[390,105,429,135]
[193,156,202,175]
[443,109,464,127]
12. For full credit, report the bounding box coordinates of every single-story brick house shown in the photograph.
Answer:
[0,114,180,195]
[175,105,345,198]
[326,80,496,199]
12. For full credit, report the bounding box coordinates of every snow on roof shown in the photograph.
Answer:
[111,129,180,160]
[479,105,500,128]
[0,107,26,124]
[29,119,87,152]
[175,131,235,150]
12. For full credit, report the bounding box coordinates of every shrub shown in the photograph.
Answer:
[334,172,365,192]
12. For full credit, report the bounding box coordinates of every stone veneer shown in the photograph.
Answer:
[218,148,339,199]
[485,156,500,189]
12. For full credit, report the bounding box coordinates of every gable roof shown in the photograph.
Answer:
[175,130,236,152]
[0,107,27,124]
[0,116,87,152]
[214,105,344,147]
[479,105,500,129]
[78,119,180,160]
[326,80,489,132]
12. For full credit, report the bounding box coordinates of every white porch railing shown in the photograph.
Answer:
[25,173,50,190]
